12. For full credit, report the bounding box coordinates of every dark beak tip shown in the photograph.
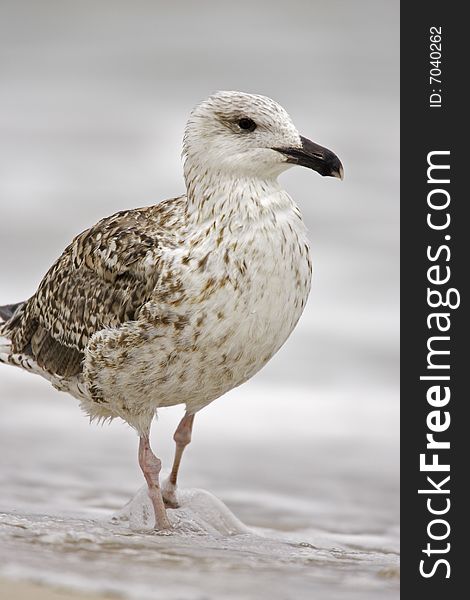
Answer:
[276,136,343,181]
[332,164,344,181]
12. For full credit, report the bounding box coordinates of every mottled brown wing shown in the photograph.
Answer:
[8,206,167,377]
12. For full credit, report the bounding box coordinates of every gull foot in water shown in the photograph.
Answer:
[162,412,195,509]
[138,436,171,529]
[162,479,180,509]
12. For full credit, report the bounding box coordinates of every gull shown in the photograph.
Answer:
[0,91,343,529]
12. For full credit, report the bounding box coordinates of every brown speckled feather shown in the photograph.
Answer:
[5,197,185,377]
[0,91,329,437]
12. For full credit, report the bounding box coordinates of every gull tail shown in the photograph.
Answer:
[0,302,24,323]
[0,301,25,365]
[0,299,57,388]
[1,300,88,401]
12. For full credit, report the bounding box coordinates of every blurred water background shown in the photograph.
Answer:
[0,1,399,598]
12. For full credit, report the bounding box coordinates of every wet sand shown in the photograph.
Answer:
[0,578,116,600]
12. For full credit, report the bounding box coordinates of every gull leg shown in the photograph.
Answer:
[138,435,171,530]
[162,413,195,508]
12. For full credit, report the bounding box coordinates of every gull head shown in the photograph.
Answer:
[183,91,343,181]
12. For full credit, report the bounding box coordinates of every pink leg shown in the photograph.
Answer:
[138,435,171,529]
[162,413,195,508]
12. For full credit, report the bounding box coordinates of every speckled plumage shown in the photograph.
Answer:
[1,186,311,432]
[1,92,342,525]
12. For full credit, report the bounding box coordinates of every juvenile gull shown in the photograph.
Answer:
[0,91,343,529]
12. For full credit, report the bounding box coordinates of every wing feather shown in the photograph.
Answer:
[6,199,184,377]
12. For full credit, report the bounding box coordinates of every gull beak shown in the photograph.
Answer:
[274,136,344,180]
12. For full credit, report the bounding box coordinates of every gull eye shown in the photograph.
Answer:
[237,118,257,132]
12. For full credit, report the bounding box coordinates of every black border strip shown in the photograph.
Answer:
[401,2,466,596]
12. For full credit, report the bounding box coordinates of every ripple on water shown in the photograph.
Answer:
[1,488,399,600]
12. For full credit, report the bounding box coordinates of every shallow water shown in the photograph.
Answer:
[0,511,399,600]
[0,375,399,599]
